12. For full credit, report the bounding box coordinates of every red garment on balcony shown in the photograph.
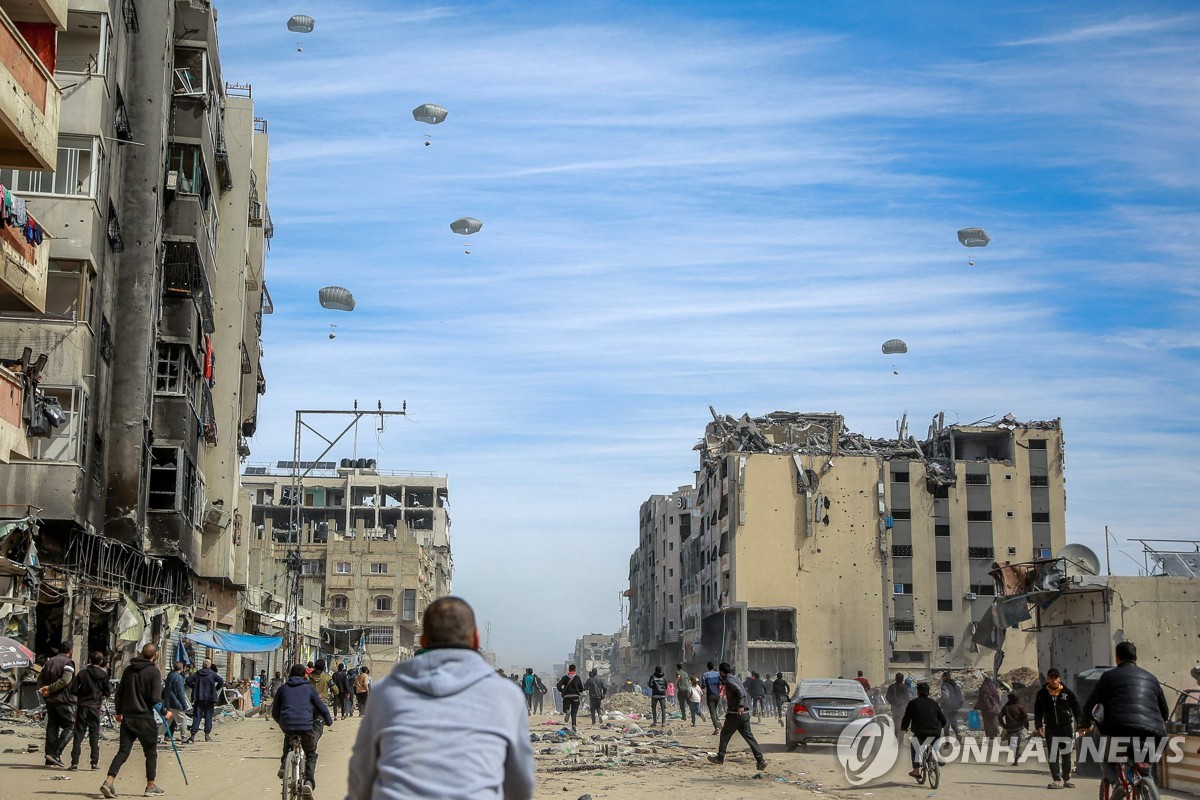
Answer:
[13,22,55,74]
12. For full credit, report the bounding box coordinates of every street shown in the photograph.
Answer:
[2,707,1191,800]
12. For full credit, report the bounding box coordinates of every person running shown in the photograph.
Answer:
[162,660,190,744]
[938,671,964,740]
[273,664,334,798]
[184,658,224,742]
[685,677,703,726]
[747,672,767,721]
[647,666,669,726]
[69,651,110,771]
[1035,667,1083,789]
[900,683,946,779]
[666,678,676,708]
[975,675,1002,741]
[100,643,169,798]
[332,662,352,720]
[345,596,535,800]
[706,663,767,771]
[702,662,723,734]
[1000,692,1029,764]
[772,672,791,724]
[556,665,584,731]
[885,673,909,739]
[37,641,76,768]
[533,674,547,715]
[1081,641,1169,800]
[855,670,871,692]
[354,666,372,714]
[521,668,538,715]
[675,663,690,708]
[583,669,607,725]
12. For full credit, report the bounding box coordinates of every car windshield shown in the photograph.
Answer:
[797,680,867,701]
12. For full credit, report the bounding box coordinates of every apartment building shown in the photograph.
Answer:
[571,632,619,682]
[628,410,1066,682]
[628,485,694,674]
[0,0,273,668]
[242,459,453,674]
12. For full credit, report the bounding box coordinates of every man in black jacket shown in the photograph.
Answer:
[583,669,607,725]
[185,657,225,742]
[69,651,110,771]
[772,673,790,724]
[900,683,946,779]
[37,641,77,768]
[101,643,169,798]
[1035,668,1082,789]
[647,666,668,726]
[273,664,334,795]
[331,662,352,720]
[1081,642,1169,797]
[556,665,584,731]
[706,662,767,771]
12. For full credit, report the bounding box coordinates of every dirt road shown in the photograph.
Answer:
[1,708,1190,800]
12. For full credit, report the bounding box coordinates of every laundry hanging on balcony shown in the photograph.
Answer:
[0,186,46,248]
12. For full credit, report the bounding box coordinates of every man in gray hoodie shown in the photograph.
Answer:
[346,596,535,800]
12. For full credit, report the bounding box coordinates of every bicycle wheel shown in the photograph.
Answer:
[928,754,941,790]
[1133,778,1161,800]
[917,764,927,785]
[1098,778,1110,800]
[281,752,293,800]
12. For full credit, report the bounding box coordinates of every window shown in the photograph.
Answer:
[891,471,910,483]
[173,48,208,95]
[891,651,924,664]
[300,559,324,576]
[668,594,674,603]
[668,621,674,630]
[1030,475,1049,487]
[968,546,995,559]
[937,599,953,612]
[57,11,110,74]
[891,509,911,520]
[1028,439,1047,450]
[969,583,997,597]
[40,261,94,322]
[374,595,393,612]
[934,484,950,499]
[30,387,87,462]
[147,446,198,523]
[1006,511,1015,518]
[402,589,416,621]
[967,510,992,522]
[893,583,913,595]
[369,562,387,574]
[935,560,952,573]
[330,595,348,610]
[367,625,394,645]
[0,136,100,197]
[668,542,673,551]
[938,635,955,649]
[668,568,673,577]
[1032,512,1051,523]
[891,619,915,632]
[335,562,351,575]
[965,473,989,485]
[155,343,199,400]
[935,524,950,537]
[891,545,913,558]
[167,144,209,200]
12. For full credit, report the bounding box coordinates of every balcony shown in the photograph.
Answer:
[0,363,28,461]
[0,211,48,311]
[0,9,60,170]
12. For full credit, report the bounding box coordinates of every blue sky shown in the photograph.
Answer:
[215,2,1200,668]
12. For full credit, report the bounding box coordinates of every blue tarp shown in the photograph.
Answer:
[187,630,282,654]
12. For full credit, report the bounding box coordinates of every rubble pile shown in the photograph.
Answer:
[531,723,707,773]
[601,692,652,717]
[1000,667,1040,689]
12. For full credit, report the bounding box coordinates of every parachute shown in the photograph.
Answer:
[450,217,482,235]
[318,286,355,312]
[412,104,448,125]
[882,339,908,355]
[287,15,315,33]
[957,228,990,247]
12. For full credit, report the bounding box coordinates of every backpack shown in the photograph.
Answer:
[649,674,667,695]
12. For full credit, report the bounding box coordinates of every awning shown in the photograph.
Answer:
[188,630,282,654]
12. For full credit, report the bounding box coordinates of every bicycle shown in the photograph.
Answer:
[1099,757,1160,800]
[915,738,941,789]
[281,734,308,800]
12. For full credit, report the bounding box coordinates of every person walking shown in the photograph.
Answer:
[1000,692,1029,764]
[583,669,607,725]
[975,675,1003,741]
[269,670,285,697]
[69,651,110,771]
[100,643,169,798]
[273,663,334,797]
[307,660,333,746]
[855,670,872,692]
[1035,668,1083,789]
[885,673,910,739]
[772,673,791,725]
[900,683,946,779]
[747,672,767,721]
[647,666,668,726]
[702,662,723,734]
[162,660,190,744]
[706,662,767,772]
[938,671,964,740]
[556,665,584,731]
[666,678,677,709]
[686,677,703,726]
[345,597,535,800]
[675,663,690,708]
[533,674,547,715]
[184,657,224,742]
[331,662,352,720]
[354,666,371,715]
[521,668,538,715]
[37,641,77,768]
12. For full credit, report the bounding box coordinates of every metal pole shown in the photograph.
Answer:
[1105,526,1112,576]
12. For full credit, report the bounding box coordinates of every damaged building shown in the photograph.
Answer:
[0,0,274,670]
[627,408,1066,680]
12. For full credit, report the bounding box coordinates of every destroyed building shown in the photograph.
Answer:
[627,409,1066,680]
[0,1,273,670]
[241,459,454,674]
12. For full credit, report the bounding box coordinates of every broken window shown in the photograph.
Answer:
[747,610,795,642]
[43,261,94,321]
[935,524,950,537]
[155,343,198,400]
[891,471,909,483]
[57,11,110,74]
[969,583,996,596]
[30,386,87,462]
[1028,439,1047,450]
[147,445,197,521]
[167,143,209,199]
[891,651,925,664]
[934,484,950,499]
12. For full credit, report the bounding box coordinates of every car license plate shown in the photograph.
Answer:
[821,709,850,718]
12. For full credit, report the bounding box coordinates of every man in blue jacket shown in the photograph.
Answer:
[162,661,190,743]
[184,658,224,742]
[272,664,333,797]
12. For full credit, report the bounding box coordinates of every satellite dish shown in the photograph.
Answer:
[1057,543,1101,578]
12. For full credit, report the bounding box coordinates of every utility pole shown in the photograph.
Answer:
[1105,525,1112,576]
[284,401,407,667]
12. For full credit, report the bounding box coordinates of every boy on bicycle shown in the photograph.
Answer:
[900,683,946,779]
[272,664,333,797]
